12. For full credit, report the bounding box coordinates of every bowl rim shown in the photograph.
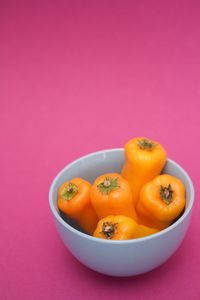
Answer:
[49,148,195,244]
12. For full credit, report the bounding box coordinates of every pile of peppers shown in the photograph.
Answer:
[57,137,186,240]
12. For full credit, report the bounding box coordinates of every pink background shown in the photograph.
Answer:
[1,1,200,299]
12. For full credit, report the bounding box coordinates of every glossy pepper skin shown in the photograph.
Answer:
[136,174,186,230]
[90,173,138,221]
[93,215,158,240]
[133,224,158,238]
[122,137,167,205]
[57,178,98,235]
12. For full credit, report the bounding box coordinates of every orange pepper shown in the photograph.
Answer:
[93,216,136,240]
[136,174,186,230]
[90,173,138,221]
[57,178,98,235]
[122,137,167,205]
[93,215,158,240]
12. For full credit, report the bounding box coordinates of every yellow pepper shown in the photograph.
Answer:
[136,174,186,230]
[93,215,158,240]
[122,137,167,205]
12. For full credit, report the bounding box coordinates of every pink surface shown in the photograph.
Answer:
[1,0,200,299]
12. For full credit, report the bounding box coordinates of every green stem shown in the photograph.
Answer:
[160,184,173,205]
[138,138,155,150]
[97,176,119,194]
[61,183,79,201]
[100,222,118,239]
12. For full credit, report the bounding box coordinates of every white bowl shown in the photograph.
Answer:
[49,149,194,277]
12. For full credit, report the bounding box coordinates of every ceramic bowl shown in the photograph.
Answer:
[49,149,194,277]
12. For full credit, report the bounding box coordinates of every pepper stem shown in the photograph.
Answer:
[61,183,79,201]
[97,176,119,194]
[160,184,173,205]
[100,221,118,239]
[138,138,155,150]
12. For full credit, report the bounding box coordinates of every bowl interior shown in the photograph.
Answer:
[50,149,194,233]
